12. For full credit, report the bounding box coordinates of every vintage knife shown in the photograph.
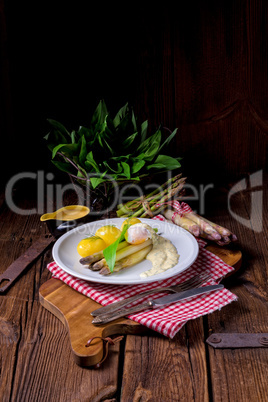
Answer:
[91,284,224,325]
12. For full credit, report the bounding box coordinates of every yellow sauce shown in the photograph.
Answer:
[135,223,179,278]
[40,205,90,221]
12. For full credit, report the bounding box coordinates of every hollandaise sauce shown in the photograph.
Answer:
[133,223,179,278]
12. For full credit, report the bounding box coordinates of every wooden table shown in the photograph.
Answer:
[0,176,267,402]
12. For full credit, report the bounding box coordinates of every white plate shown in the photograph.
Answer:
[52,218,199,285]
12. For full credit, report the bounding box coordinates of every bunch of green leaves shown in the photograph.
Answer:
[45,100,181,190]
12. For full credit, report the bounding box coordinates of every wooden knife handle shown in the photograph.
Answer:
[92,302,151,325]
[0,235,55,293]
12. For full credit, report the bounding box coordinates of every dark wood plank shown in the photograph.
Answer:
[0,297,121,401]
[133,1,268,181]
[0,195,121,401]
[205,179,268,401]
[121,320,209,402]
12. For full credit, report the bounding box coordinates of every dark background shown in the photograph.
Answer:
[1,0,268,187]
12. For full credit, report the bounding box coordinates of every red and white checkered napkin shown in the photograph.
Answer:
[47,212,237,338]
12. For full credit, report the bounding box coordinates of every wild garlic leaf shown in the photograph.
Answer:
[131,110,137,132]
[102,138,114,156]
[47,119,70,137]
[103,222,130,272]
[52,143,79,159]
[137,128,161,155]
[89,171,108,188]
[52,160,74,174]
[78,135,87,166]
[113,103,129,128]
[158,128,178,153]
[91,100,108,126]
[122,132,138,148]
[142,130,161,161]
[71,131,77,144]
[131,159,146,174]
[77,126,93,140]
[121,161,131,179]
[85,151,100,172]
[45,128,68,148]
[90,176,106,189]
[103,161,123,174]
[140,120,148,143]
[146,163,166,170]
[147,155,181,170]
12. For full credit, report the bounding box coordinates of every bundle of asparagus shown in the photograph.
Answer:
[80,240,153,275]
[163,209,237,246]
[117,173,186,218]
[116,174,237,246]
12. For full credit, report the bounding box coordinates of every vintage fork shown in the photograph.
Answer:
[91,272,212,317]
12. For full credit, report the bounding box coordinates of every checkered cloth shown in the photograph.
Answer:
[47,203,237,338]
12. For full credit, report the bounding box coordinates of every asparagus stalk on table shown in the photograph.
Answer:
[163,208,237,245]
[163,209,201,237]
[185,212,237,244]
[190,213,238,242]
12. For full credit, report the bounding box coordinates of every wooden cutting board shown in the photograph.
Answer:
[39,244,242,367]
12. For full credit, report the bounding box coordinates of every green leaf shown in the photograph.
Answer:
[140,120,148,143]
[88,170,108,189]
[52,143,79,159]
[146,163,166,170]
[110,154,131,161]
[103,161,123,174]
[103,222,130,272]
[51,160,74,174]
[79,135,87,166]
[85,151,100,172]
[47,119,70,137]
[137,128,161,157]
[102,138,114,155]
[91,100,108,126]
[142,130,161,161]
[113,103,129,127]
[71,130,77,144]
[147,154,181,170]
[45,128,68,147]
[121,161,131,179]
[131,159,145,174]
[89,176,106,189]
[122,132,138,148]
[77,125,93,140]
[76,164,87,178]
[158,128,178,153]
[131,110,137,132]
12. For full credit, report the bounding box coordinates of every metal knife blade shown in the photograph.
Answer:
[152,284,224,306]
[92,284,224,325]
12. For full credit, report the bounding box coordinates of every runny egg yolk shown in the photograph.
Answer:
[125,223,152,245]
[120,217,141,231]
